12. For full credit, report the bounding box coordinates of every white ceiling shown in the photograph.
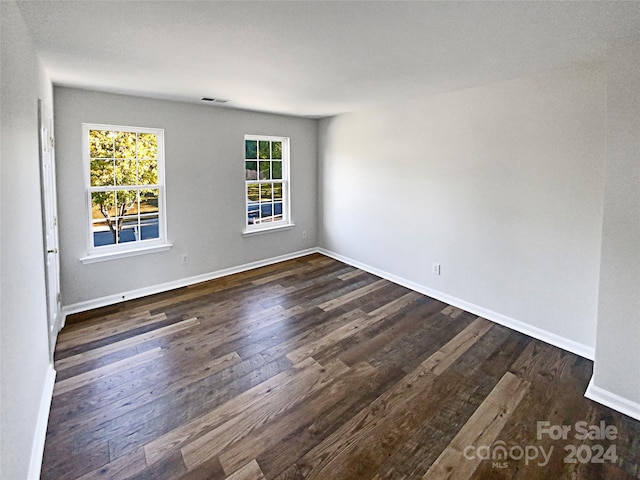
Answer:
[17,1,640,118]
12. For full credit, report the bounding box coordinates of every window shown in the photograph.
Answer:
[244,135,291,233]
[81,124,169,262]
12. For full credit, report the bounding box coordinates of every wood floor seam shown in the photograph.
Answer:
[53,347,163,396]
[55,317,199,371]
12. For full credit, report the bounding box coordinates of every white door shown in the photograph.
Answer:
[39,99,61,359]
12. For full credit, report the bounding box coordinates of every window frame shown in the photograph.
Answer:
[81,123,170,263]
[243,134,292,235]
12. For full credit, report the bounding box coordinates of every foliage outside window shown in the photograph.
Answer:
[83,124,167,255]
[244,135,291,232]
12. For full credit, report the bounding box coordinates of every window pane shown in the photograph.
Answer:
[89,130,114,158]
[272,161,282,180]
[272,141,282,159]
[118,215,138,243]
[274,202,283,217]
[247,205,259,224]
[139,213,159,240]
[261,203,273,220]
[259,141,270,159]
[137,133,157,159]
[114,131,136,158]
[115,160,137,186]
[247,183,259,202]
[90,160,115,186]
[138,159,158,185]
[115,190,139,244]
[92,191,117,247]
[273,183,283,201]
[115,189,139,219]
[259,161,271,180]
[92,191,116,220]
[140,189,159,215]
[245,140,257,159]
[260,183,272,202]
[245,161,257,180]
[93,218,116,247]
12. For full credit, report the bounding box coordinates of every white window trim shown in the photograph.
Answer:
[243,134,293,235]
[81,123,170,261]
[79,243,172,264]
[242,223,295,237]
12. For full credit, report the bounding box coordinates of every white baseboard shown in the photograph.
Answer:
[62,248,319,318]
[318,248,595,360]
[62,245,596,359]
[28,364,56,480]
[585,377,640,421]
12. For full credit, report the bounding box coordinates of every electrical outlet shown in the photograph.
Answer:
[181,253,188,265]
[302,230,308,239]
[432,263,441,275]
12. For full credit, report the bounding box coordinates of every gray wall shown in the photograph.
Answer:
[54,88,317,306]
[593,38,640,405]
[319,65,606,352]
[0,2,54,478]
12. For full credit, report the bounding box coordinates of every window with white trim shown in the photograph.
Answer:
[244,135,291,232]
[83,124,168,258]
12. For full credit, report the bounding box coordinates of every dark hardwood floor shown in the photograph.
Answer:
[42,253,639,479]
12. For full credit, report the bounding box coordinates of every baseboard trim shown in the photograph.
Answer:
[62,248,319,318]
[318,248,595,360]
[28,363,56,480]
[62,245,596,360]
[585,377,640,421]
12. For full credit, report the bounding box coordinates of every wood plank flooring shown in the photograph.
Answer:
[42,253,640,479]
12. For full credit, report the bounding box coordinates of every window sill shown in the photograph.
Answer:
[80,243,173,264]
[242,223,295,237]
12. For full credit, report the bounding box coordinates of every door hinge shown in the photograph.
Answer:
[57,292,61,303]
[49,136,54,149]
